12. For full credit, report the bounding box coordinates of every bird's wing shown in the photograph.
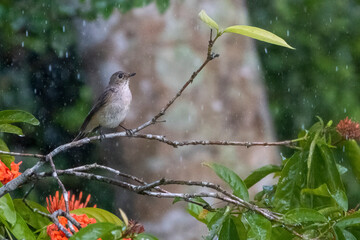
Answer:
[74,87,117,140]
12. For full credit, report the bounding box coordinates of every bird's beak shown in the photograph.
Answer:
[128,72,136,77]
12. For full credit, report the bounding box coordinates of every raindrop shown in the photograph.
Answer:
[280,152,286,161]
[269,20,272,25]
[200,105,204,110]
[301,124,305,129]
[22,10,24,14]
[286,30,289,37]
[335,66,338,72]
[34,88,37,94]
[77,73,80,79]
[344,108,347,113]
[264,48,268,54]
[49,64,52,72]
[343,146,345,152]
[26,30,28,37]
[45,20,48,24]
[65,52,69,58]
[62,26,65,32]
[43,29,46,33]
[346,65,348,69]
[288,88,290,92]
[329,18,332,23]
[83,20,86,27]
[21,41,24,47]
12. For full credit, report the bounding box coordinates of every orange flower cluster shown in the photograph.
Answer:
[336,117,360,141]
[46,191,135,240]
[46,191,101,240]
[0,160,22,184]
[47,213,98,240]
[46,191,97,213]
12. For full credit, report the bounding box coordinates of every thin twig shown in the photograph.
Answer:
[47,155,76,233]
[0,150,45,158]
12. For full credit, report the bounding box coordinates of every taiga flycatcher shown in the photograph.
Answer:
[73,71,136,141]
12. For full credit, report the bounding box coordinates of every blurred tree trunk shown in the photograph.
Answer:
[78,1,278,239]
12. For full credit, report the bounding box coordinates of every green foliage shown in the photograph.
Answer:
[204,162,249,201]
[0,184,16,226]
[13,199,50,230]
[187,119,360,239]
[69,222,120,240]
[198,10,294,49]
[244,164,282,189]
[0,138,14,168]
[71,207,124,227]
[0,110,39,168]
[224,25,294,49]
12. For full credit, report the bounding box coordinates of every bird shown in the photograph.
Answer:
[73,70,136,141]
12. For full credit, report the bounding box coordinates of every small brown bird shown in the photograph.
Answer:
[73,71,136,141]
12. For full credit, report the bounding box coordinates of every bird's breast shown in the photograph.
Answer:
[98,87,132,128]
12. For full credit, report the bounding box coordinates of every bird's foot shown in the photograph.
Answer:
[99,130,105,142]
[119,124,134,136]
[125,129,134,136]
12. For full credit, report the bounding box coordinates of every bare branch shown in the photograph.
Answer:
[47,155,76,233]
[0,150,45,158]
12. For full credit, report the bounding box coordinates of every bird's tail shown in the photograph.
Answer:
[72,131,87,142]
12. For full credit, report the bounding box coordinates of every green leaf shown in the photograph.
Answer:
[243,212,271,240]
[155,0,169,14]
[0,124,24,136]
[244,164,281,189]
[135,233,159,240]
[219,217,240,240]
[172,196,182,204]
[187,200,215,225]
[204,162,249,201]
[0,183,16,226]
[231,216,247,240]
[0,212,36,240]
[37,227,51,240]
[69,222,120,240]
[206,207,231,240]
[0,138,14,168]
[334,226,347,240]
[224,25,294,49]
[315,144,348,211]
[0,110,40,125]
[284,208,327,224]
[13,199,50,230]
[198,10,219,31]
[336,212,360,228]
[71,207,124,226]
[273,152,307,212]
[344,140,360,181]
[302,183,332,197]
[336,164,348,175]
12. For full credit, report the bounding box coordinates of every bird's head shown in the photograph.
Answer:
[109,71,136,85]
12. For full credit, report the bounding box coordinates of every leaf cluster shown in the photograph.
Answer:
[185,118,360,239]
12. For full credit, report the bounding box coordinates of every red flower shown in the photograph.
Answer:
[46,191,100,240]
[0,160,22,185]
[46,191,97,213]
[46,213,99,240]
[336,117,360,141]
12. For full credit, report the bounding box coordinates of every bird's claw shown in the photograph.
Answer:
[125,129,134,136]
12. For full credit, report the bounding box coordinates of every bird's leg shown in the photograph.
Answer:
[94,127,105,141]
[99,130,106,141]
[119,124,133,136]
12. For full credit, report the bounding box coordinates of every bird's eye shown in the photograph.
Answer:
[118,73,124,78]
